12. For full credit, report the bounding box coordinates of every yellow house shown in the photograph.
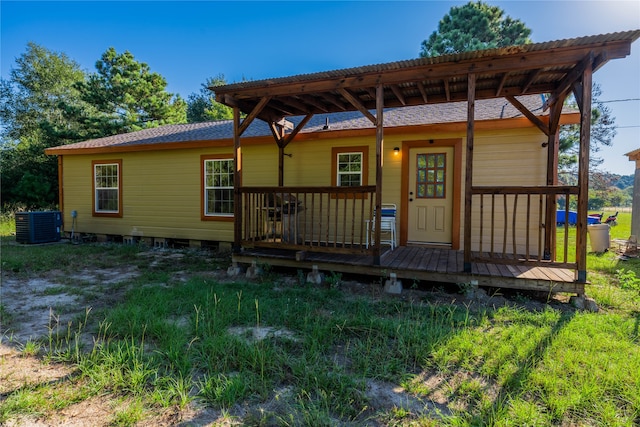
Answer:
[46,97,570,248]
[47,31,640,295]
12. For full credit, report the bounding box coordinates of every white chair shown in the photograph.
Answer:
[366,203,397,250]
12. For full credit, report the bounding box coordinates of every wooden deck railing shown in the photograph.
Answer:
[470,186,579,268]
[240,186,377,255]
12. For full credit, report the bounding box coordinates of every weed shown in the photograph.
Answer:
[297,268,306,286]
[616,268,640,293]
[198,373,252,408]
[326,271,342,289]
[110,397,146,426]
[20,340,42,357]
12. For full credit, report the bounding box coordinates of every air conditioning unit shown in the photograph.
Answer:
[15,211,62,244]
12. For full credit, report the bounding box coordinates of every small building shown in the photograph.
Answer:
[626,148,640,239]
[46,30,640,295]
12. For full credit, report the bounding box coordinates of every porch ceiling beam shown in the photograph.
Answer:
[268,99,303,117]
[365,87,377,100]
[521,68,543,94]
[495,72,509,96]
[277,96,312,115]
[506,95,550,135]
[318,92,348,111]
[310,82,558,112]
[238,96,272,136]
[416,81,428,103]
[338,88,377,124]
[298,95,329,113]
[390,84,407,105]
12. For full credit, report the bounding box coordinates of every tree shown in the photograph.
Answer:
[79,47,187,135]
[1,44,188,209]
[187,75,233,123]
[558,84,617,181]
[420,1,531,57]
[0,43,86,208]
[421,2,617,178]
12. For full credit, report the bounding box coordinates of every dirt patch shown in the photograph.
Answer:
[227,326,298,344]
[1,266,139,345]
[0,345,74,395]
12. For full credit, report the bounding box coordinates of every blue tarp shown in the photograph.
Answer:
[556,210,577,225]
[557,211,602,225]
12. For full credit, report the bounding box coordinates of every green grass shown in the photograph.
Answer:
[1,212,639,425]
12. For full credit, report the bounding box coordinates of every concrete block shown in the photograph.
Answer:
[306,265,324,285]
[570,296,585,310]
[570,295,599,312]
[246,261,263,279]
[384,273,402,294]
[584,297,599,312]
[154,238,168,248]
[227,262,245,277]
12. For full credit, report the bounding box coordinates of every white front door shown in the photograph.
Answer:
[407,147,454,245]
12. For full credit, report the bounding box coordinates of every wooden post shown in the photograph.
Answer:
[278,145,285,187]
[544,98,564,261]
[463,74,476,272]
[576,55,593,283]
[276,124,286,187]
[233,107,242,253]
[374,84,384,265]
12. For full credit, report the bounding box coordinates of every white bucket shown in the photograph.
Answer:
[587,223,610,252]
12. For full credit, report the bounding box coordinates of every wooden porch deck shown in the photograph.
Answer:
[233,245,584,295]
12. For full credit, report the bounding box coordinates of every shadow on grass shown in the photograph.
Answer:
[487,309,575,420]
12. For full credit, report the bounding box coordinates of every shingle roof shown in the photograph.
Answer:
[46,95,563,154]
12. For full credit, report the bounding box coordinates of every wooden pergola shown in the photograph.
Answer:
[213,31,640,282]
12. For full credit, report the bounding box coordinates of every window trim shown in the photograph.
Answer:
[331,146,369,198]
[92,159,123,218]
[201,154,235,222]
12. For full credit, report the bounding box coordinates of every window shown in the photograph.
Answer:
[331,146,369,191]
[416,152,446,199]
[202,156,234,219]
[93,160,122,217]
[337,152,363,186]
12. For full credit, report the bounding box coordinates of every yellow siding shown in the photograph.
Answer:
[59,125,547,248]
[62,148,236,241]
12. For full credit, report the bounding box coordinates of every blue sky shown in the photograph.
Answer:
[2,1,639,174]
